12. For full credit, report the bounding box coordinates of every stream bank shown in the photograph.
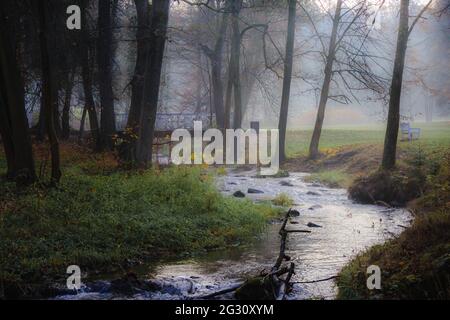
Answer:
[54,169,412,300]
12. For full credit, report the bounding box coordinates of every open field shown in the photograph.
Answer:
[282,121,450,188]
[285,121,450,158]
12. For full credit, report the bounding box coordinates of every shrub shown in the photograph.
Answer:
[348,170,422,206]
[272,193,294,207]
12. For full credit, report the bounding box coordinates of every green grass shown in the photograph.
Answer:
[285,121,450,157]
[272,193,294,207]
[0,165,279,297]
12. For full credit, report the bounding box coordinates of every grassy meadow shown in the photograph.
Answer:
[285,121,450,158]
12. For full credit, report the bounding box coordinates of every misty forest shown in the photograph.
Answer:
[0,0,449,300]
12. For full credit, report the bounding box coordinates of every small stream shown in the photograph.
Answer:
[55,170,412,300]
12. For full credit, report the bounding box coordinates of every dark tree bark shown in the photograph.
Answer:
[0,4,36,184]
[37,0,61,184]
[0,96,15,179]
[61,70,75,140]
[78,0,101,150]
[135,0,170,166]
[308,0,342,159]
[278,0,297,163]
[37,85,60,140]
[36,97,46,141]
[98,0,116,150]
[121,0,151,162]
[36,2,61,141]
[81,44,101,151]
[381,0,410,170]
[52,74,61,138]
[127,0,152,131]
[78,102,87,143]
[36,85,62,142]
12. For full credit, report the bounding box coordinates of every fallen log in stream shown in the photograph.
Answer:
[196,209,311,300]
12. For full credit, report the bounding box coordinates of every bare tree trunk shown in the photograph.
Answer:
[210,59,226,128]
[37,99,46,141]
[122,0,151,163]
[52,75,61,138]
[381,0,409,170]
[36,2,61,141]
[37,0,61,185]
[425,93,433,123]
[308,0,342,159]
[278,0,297,163]
[230,0,243,129]
[202,10,229,129]
[79,0,101,151]
[224,64,233,129]
[241,71,256,119]
[195,50,204,114]
[81,47,101,151]
[0,3,36,184]
[0,97,15,179]
[135,0,170,167]
[127,0,151,130]
[61,70,74,140]
[98,0,116,150]
[78,103,87,143]
[223,0,242,129]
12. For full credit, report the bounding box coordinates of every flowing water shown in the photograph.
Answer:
[56,170,412,300]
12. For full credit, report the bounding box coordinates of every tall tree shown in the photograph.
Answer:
[35,0,64,141]
[121,0,151,162]
[308,0,342,159]
[278,0,297,163]
[0,2,36,184]
[98,0,116,150]
[381,0,432,169]
[230,0,243,129]
[37,0,61,184]
[223,0,243,129]
[61,69,75,140]
[302,1,386,159]
[200,6,229,129]
[127,0,151,130]
[78,0,101,150]
[135,0,170,166]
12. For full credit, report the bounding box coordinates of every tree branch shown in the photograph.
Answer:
[408,0,433,37]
